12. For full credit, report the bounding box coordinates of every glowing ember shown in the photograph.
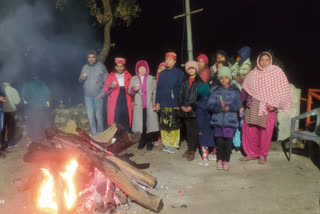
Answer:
[60,159,78,209]
[38,169,58,213]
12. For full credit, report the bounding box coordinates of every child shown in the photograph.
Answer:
[196,83,214,166]
[129,60,159,150]
[208,66,241,171]
[179,61,203,161]
[197,54,210,83]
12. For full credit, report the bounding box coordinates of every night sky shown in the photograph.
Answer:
[1,0,319,105]
[110,0,319,94]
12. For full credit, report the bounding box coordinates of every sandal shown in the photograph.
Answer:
[239,156,258,161]
[258,157,267,165]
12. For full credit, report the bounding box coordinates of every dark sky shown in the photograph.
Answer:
[109,0,319,93]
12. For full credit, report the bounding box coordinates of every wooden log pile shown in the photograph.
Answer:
[19,124,163,214]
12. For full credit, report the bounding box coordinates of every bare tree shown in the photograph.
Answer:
[56,0,140,62]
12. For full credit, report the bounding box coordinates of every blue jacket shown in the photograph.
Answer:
[155,66,185,107]
[207,85,241,128]
[237,46,251,66]
[196,96,214,147]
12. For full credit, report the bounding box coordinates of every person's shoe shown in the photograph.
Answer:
[258,156,267,165]
[239,156,258,161]
[223,161,230,171]
[234,147,241,153]
[207,154,217,161]
[187,151,195,161]
[162,146,170,152]
[0,142,8,151]
[199,158,209,166]
[182,150,190,158]
[146,142,154,151]
[216,160,223,170]
[137,141,146,150]
[0,152,5,159]
[166,147,178,154]
[7,144,18,150]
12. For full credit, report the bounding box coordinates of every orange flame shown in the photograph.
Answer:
[60,159,78,209]
[38,169,58,213]
[37,159,78,213]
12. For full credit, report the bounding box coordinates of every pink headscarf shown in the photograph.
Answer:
[242,52,291,116]
[197,54,209,65]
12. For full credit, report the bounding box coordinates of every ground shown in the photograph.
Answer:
[0,133,320,214]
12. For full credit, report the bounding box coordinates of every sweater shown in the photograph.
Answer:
[155,66,185,107]
[79,61,108,97]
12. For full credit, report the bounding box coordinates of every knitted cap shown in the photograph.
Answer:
[217,66,232,80]
[197,54,209,65]
[197,83,211,97]
[185,61,199,72]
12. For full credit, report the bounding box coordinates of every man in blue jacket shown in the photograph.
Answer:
[155,52,185,153]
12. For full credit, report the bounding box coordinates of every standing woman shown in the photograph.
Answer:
[155,52,185,154]
[240,52,291,164]
[129,60,159,150]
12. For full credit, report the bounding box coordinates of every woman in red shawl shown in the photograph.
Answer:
[240,52,291,164]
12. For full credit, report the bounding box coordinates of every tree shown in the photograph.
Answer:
[56,0,140,62]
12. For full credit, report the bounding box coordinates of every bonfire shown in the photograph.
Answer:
[15,124,163,214]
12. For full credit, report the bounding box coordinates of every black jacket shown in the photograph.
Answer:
[179,75,203,118]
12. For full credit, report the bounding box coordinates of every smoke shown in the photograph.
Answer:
[0,0,100,105]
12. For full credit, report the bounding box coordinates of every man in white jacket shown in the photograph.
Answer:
[1,82,21,150]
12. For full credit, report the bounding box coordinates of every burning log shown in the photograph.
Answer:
[21,126,162,213]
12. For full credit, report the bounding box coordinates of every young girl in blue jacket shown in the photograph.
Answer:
[207,66,241,171]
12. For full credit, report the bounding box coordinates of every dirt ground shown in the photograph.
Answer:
[0,134,320,214]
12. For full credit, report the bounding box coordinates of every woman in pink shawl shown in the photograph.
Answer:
[240,52,291,164]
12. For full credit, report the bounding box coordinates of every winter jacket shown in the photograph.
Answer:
[155,66,185,107]
[104,71,133,127]
[196,96,214,147]
[231,58,251,78]
[231,46,252,78]
[129,61,159,134]
[2,83,21,112]
[79,61,108,97]
[208,85,241,128]
[179,75,203,118]
[21,80,51,109]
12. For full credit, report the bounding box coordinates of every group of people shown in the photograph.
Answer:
[80,46,291,171]
[0,73,51,158]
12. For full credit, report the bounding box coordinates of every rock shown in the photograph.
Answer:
[277,84,301,141]
[53,106,90,134]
